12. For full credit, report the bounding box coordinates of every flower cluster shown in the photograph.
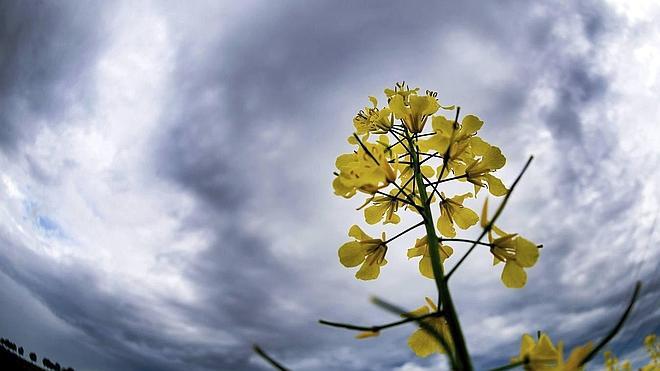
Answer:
[331,83,541,359]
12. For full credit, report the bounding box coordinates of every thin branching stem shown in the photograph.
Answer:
[442,238,492,247]
[488,359,527,371]
[427,108,460,204]
[579,282,642,366]
[318,310,444,333]
[425,174,468,186]
[405,127,473,370]
[374,191,417,208]
[352,133,417,206]
[253,345,289,371]
[384,221,424,244]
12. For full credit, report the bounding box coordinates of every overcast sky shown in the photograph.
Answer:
[0,1,658,370]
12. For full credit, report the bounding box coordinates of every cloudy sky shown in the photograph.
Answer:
[0,1,658,370]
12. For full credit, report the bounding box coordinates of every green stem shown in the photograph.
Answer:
[406,131,473,371]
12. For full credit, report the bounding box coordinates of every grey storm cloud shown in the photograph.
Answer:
[0,1,657,371]
[0,1,107,154]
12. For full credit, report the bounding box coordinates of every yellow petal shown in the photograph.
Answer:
[364,203,388,225]
[450,192,473,204]
[515,236,539,268]
[564,341,593,370]
[468,136,491,155]
[407,305,430,318]
[440,244,454,261]
[335,153,355,168]
[461,115,483,136]
[419,255,434,279]
[333,176,356,198]
[533,333,559,361]
[338,242,366,267]
[481,197,490,228]
[480,145,506,170]
[408,328,442,357]
[421,165,435,178]
[502,261,527,288]
[388,95,408,120]
[348,225,371,241]
[437,211,456,237]
[483,174,508,196]
[355,261,380,280]
[452,205,479,230]
[431,115,454,136]
[410,95,439,116]
[520,333,537,356]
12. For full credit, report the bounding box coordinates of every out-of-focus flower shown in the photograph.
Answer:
[406,298,453,357]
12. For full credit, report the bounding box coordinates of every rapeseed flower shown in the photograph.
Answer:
[362,189,401,225]
[338,225,388,280]
[437,192,479,237]
[512,332,592,370]
[407,236,453,279]
[333,136,397,198]
[389,92,440,133]
[407,297,453,357]
[353,96,393,134]
[460,144,508,196]
[482,198,539,288]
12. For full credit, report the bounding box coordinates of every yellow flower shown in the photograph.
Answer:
[436,192,479,237]
[418,114,491,177]
[333,136,397,198]
[407,297,453,357]
[407,236,453,279]
[388,92,440,133]
[482,199,539,288]
[353,96,393,134]
[559,340,593,371]
[512,332,592,371]
[384,82,420,102]
[460,144,508,196]
[362,189,401,225]
[512,333,561,369]
[641,334,659,371]
[338,225,388,280]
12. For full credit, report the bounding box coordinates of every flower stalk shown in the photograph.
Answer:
[406,129,473,370]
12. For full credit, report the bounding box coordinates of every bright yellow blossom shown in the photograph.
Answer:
[333,136,397,198]
[407,236,453,279]
[338,225,388,280]
[512,332,592,371]
[418,114,491,177]
[482,198,539,288]
[407,297,453,357]
[460,144,508,196]
[388,92,440,133]
[362,189,402,225]
[384,82,419,102]
[512,333,561,370]
[353,96,393,134]
[437,192,479,237]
